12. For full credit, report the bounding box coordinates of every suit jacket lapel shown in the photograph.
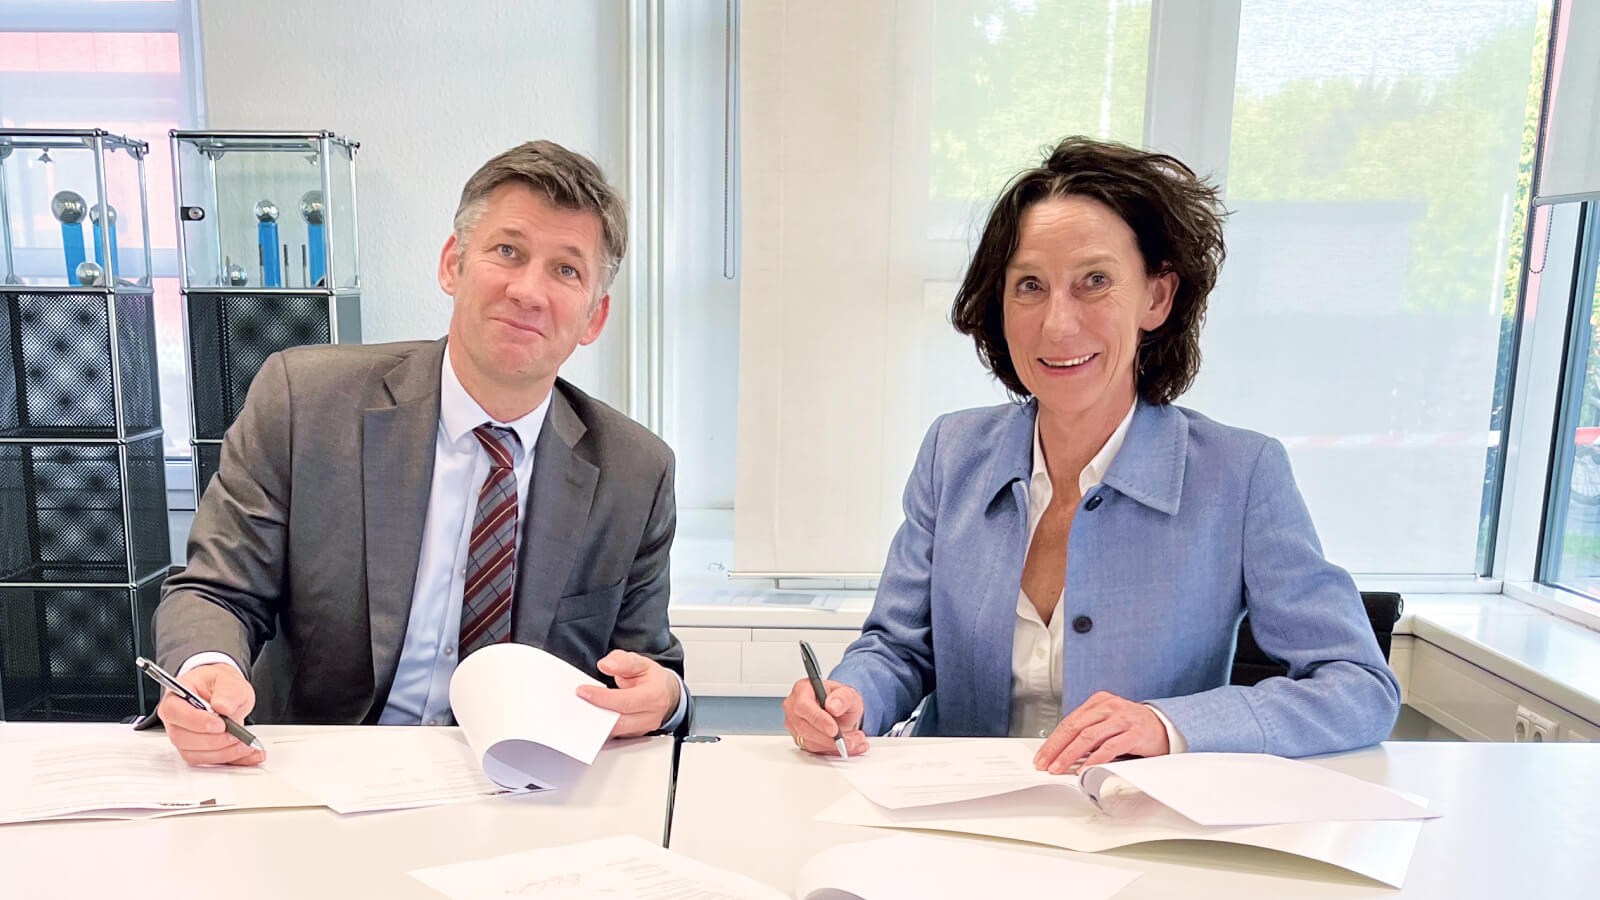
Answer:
[364,338,445,704]
[511,382,599,648]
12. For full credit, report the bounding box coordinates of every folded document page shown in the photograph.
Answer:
[820,740,1437,888]
[262,728,520,814]
[0,733,312,824]
[832,741,1436,824]
[450,643,621,791]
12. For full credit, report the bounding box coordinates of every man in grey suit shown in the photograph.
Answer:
[149,140,685,766]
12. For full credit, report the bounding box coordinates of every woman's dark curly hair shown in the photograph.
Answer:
[951,136,1227,405]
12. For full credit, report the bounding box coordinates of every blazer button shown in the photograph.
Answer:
[1085,495,1103,511]
[1073,615,1093,634]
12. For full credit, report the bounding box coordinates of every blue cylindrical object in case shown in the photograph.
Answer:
[258,219,281,287]
[92,220,119,272]
[308,222,326,286]
[61,222,87,284]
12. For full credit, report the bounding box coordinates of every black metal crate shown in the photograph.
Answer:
[0,573,162,721]
[187,291,332,440]
[0,435,171,584]
[0,287,161,439]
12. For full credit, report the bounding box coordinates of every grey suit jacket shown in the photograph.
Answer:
[150,337,681,725]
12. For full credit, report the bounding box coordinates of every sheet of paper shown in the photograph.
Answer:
[828,740,1076,809]
[0,734,238,823]
[262,729,522,814]
[1080,752,1439,826]
[409,834,787,900]
[816,786,1427,889]
[794,834,1140,900]
[450,643,620,790]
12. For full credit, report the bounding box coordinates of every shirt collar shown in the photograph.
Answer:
[439,344,552,459]
[1031,398,1137,496]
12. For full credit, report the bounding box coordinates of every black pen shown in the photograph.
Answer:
[135,656,264,752]
[799,640,848,759]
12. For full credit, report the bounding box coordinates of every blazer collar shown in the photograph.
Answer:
[983,400,1039,506]
[1101,400,1188,516]
[983,397,1188,516]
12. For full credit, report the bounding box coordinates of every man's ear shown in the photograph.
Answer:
[580,293,611,345]
[438,234,462,295]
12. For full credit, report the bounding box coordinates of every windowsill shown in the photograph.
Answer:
[1400,591,1600,729]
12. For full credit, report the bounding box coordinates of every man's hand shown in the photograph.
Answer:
[157,663,264,767]
[575,650,682,738]
[1033,691,1170,774]
[782,678,869,757]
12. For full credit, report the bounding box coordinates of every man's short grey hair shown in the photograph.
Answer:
[452,140,627,294]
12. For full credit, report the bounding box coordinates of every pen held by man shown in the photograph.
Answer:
[153,662,267,767]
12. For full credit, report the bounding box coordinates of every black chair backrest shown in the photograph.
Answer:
[1230,591,1403,687]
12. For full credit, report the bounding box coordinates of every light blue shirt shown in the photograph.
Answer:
[379,347,688,730]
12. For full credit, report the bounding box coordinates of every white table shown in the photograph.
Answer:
[0,724,675,899]
[668,736,1600,898]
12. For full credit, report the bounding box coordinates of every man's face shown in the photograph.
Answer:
[440,182,610,397]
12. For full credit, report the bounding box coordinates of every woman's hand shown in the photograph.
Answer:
[1033,691,1171,773]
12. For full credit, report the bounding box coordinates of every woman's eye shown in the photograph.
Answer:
[1085,272,1109,288]
[1016,277,1041,293]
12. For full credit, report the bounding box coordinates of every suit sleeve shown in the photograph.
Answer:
[609,449,684,677]
[829,417,942,735]
[153,351,296,679]
[1148,438,1401,755]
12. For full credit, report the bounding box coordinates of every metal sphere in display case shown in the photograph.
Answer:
[225,262,249,286]
[253,199,280,223]
[300,190,324,225]
[75,260,104,286]
[89,202,118,226]
[52,190,87,224]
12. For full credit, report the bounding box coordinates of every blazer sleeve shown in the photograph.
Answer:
[1148,438,1401,756]
[153,351,296,679]
[830,417,942,735]
[608,449,685,678]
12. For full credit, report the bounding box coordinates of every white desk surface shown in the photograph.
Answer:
[668,735,1600,898]
[0,724,675,900]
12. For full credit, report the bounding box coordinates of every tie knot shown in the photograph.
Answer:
[472,424,519,469]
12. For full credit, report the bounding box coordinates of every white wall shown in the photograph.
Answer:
[195,0,628,405]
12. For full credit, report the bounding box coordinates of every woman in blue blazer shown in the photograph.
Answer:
[783,137,1400,770]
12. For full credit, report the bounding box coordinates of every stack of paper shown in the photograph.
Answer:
[0,734,314,824]
[819,742,1440,888]
[409,833,1142,900]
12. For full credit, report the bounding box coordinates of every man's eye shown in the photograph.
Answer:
[496,244,518,259]
[559,264,579,278]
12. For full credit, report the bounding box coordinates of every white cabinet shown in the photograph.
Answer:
[1407,639,1600,742]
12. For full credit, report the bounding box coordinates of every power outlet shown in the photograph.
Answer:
[1514,705,1557,742]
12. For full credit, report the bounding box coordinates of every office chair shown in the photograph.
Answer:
[1230,591,1403,687]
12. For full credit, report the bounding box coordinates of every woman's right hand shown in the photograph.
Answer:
[782,679,870,756]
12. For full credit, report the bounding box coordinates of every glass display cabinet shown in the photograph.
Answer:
[171,130,362,496]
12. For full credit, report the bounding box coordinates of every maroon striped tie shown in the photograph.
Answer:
[459,424,520,658]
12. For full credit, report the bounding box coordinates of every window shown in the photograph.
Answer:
[673,0,1552,585]
[1187,0,1551,575]
[1544,207,1600,596]
[0,2,203,459]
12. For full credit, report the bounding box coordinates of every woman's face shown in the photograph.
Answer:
[1001,194,1176,425]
